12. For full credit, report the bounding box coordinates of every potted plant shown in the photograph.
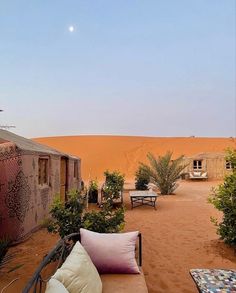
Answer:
[88,179,99,203]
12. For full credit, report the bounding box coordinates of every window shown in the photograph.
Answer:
[38,158,49,185]
[225,160,232,170]
[193,160,202,170]
[74,161,78,179]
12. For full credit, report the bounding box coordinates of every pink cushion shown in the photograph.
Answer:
[80,228,140,274]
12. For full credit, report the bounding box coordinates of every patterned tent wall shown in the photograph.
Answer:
[19,153,61,239]
[0,142,24,240]
[0,142,81,242]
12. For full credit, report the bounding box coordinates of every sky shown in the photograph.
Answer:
[0,0,235,138]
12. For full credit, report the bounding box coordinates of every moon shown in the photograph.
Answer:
[68,25,75,32]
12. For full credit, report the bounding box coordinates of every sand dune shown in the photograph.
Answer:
[34,136,236,181]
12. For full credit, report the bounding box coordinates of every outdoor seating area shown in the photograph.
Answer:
[189,171,208,180]
[23,230,148,293]
[1,181,236,292]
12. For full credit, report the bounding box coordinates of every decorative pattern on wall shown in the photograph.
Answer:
[0,144,18,161]
[17,158,22,167]
[5,170,31,223]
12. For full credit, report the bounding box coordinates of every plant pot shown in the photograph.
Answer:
[88,190,98,203]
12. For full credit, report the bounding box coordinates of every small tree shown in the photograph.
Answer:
[102,170,125,205]
[47,189,85,238]
[209,149,236,246]
[140,152,187,195]
[135,166,150,190]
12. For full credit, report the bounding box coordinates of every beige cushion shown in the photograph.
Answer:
[201,172,207,178]
[101,269,148,293]
[193,172,201,177]
[51,241,102,293]
[46,279,68,293]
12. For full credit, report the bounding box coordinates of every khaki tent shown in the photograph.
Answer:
[0,130,81,242]
[183,152,232,179]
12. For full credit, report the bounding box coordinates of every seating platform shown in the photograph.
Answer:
[189,171,208,180]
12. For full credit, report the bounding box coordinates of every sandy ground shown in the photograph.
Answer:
[1,180,236,293]
[34,136,236,181]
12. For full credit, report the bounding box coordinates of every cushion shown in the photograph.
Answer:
[51,241,102,293]
[46,279,68,293]
[101,269,148,293]
[193,172,201,177]
[80,228,140,274]
[201,172,207,178]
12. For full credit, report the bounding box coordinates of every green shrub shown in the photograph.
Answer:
[102,170,125,205]
[83,203,125,233]
[88,179,98,192]
[139,152,187,195]
[135,166,150,190]
[47,189,86,238]
[209,149,236,246]
[88,179,99,203]
[47,188,125,238]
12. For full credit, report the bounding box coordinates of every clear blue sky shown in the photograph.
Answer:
[0,0,235,138]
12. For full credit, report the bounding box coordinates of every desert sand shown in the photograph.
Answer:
[1,136,235,292]
[34,136,236,181]
[1,181,236,293]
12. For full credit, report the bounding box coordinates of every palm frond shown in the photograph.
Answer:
[142,151,186,194]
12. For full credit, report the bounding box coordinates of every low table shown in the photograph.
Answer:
[190,269,236,293]
[129,191,158,210]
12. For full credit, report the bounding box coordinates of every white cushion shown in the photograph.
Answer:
[46,279,68,293]
[51,241,102,293]
[193,172,201,177]
[201,172,207,178]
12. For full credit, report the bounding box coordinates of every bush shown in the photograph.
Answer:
[102,170,125,205]
[209,149,236,246]
[139,152,187,195]
[135,166,150,190]
[88,179,99,203]
[47,189,86,238]
[83,204,125,233]
[47,188,125,238]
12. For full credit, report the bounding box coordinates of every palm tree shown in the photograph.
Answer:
[140,151,187,195]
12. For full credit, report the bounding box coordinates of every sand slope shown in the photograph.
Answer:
[34,136,236,181]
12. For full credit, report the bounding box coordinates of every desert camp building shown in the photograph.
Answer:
[0,130,81,242]
[183,152,232,179]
